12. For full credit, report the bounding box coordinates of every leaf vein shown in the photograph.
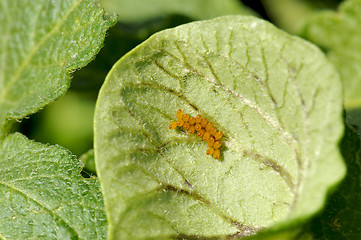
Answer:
[0,0,83,103]
[0,180,79,238]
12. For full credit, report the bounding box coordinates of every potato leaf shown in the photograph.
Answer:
[0,0,116,138]
[94,16,345,239]
[0,133,107,239]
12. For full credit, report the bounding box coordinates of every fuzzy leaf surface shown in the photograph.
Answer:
[0,0,116,138]
[0,133,107,239]
[94,16,345,239]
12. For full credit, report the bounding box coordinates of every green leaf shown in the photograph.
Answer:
[70,26,143,93]
[0,0,116,138]
[0,133,107,239]
[80,149,97,175]
[102,0,254,22]
[262,0,339,34]
[302,0,361,109]
[94,16,345,239]
[346,108,361,135]
[252,124,361,240]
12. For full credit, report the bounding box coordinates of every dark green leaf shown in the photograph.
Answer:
[302,125,361,239]
[0,0,116,138]
[0,133,107,239]
[80,149,97,175]
[262,0,339,34]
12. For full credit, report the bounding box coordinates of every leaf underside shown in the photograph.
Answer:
[94,16,345,239]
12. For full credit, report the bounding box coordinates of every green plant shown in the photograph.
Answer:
[1,0,360,239]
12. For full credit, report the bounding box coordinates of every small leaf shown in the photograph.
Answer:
[0,133,107,239]
[80,149,97,175]
[94,16,345,239]
[0,0,116,138]
[100,0,255,37]
[302,0,361,109]
[262,0,339,34]
[102,0,254,22]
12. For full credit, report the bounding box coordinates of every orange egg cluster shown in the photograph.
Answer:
[169,109,223,159]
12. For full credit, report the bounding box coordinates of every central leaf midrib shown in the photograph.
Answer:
[117,180,261,235]
[154,42,309,192]
[113,105,261,231]
[118,94,294,230]
[116,28,315,230]
[154,47,299,151]
[119,82,296,191]
[160,184,262,233]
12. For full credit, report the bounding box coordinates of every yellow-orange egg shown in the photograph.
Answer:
[210,126,217,135]
[169,121,177,130]
[189,117,195,125]
[205,122,213,132]
[200,118,208,128]
[207,137,215,148]
[213,149,220,159]
[177,119,184,126]
[195,114,202,124]
[188,125,195,134]
[206,148,214,155]
[197,129,206,137]
[214,131,223,140]
[195,123,202,131]
[203,131,211,141]
[183,114,189,122]
[183,122,190,130]
[213,140,221,149]
[176,109,183,120]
